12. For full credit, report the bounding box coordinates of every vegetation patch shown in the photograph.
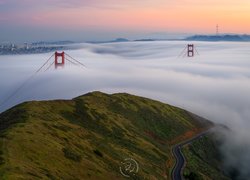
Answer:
[93,149,103,158]
[0,157,4,165]
[184,171,201,180]
[62,147,82,162]
[183,134,230,180]
[0,104,28,131]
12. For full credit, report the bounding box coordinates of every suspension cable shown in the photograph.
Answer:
[0,53,54,109]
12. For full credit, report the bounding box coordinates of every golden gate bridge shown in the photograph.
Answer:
[0,51,86,109]
[0,43,199,110]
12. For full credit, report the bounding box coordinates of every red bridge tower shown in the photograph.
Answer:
[187,44,194,57]
[55,51,65,68]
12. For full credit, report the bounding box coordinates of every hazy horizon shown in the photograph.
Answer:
[0,31,191,43]
[1,0,250,42]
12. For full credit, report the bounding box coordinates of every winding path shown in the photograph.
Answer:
[171,129,212,180]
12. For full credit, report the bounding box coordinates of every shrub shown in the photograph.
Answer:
[62,147,81,162]
[93,149,103,157]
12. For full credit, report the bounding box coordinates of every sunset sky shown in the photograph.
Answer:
[1,0,250,42]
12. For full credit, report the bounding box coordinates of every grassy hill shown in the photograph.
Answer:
[183,133,230,180]
[0,91,220,179]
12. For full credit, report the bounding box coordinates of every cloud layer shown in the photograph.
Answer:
[0,41,250,178]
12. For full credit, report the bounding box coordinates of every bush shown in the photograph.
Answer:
[62,147,81,162]
[184,172,201,180]
[93,149,103,157]
[0,157,4,165]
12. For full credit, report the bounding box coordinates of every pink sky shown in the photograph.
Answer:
[1,0,250,41]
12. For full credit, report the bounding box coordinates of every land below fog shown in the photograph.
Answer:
[0,41,76,55]
[2,34,250,55]
[0,92,230,179]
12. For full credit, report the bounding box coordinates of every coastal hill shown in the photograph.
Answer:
[0,92,229,179]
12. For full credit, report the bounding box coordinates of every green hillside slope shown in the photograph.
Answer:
[183,133,230,180]
[0,91,215,179]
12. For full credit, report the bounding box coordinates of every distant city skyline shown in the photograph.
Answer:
[1,0,250,42]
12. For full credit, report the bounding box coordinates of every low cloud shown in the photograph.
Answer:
[0,41,250,178]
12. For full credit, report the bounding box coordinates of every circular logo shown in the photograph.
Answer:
[119,158,139,178]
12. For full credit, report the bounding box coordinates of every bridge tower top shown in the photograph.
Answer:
[55,51,65,68]
[187,44,194,57]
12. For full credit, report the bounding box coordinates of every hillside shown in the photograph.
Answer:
[183,133,230,180]
[0,91,219,179]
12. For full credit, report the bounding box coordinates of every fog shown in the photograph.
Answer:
[0,41,250,178]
